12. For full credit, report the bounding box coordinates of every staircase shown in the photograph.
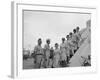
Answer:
[69,27,91,67]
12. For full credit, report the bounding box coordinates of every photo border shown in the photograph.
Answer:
[11,1,97,78]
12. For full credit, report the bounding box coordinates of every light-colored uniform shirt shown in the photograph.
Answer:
[65,40,71,57]
[44,44,50,59]
[44,44,51,68]
[34,45,44,55]
[71,33,79,50]
[34,45,44,68]
[53,48,61,68]
[67,39,75,56]
[60,43,67,61]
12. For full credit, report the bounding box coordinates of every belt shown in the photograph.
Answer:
[36,54,43,55]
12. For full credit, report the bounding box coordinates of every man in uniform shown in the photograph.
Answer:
[44,39,51,68]
[71,29,78,53]
[69,32,73,40]
[65,35,70,63]
[68,32,75,58]
[76,27,82,48]
[60,38,67,67]
[49,47,54,68]
[76,27,80,32]
[34,38,44,68]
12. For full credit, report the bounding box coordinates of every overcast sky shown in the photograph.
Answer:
[23,10,91,50]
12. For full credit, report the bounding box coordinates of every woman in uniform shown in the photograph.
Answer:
[53,43,61,68]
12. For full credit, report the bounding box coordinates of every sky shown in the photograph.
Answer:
[23,10,91,50]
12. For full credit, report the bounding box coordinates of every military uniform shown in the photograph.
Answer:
[34,45,44,68]
[48,48,54,68]
[60,43,67,61]
[65,40,72,63]
[53,48,61,68]
[68,38,75,58]
[44,44,50,68]
[71,33,79,53]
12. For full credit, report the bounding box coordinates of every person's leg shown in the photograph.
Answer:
[35,55,40,68]
[46,57,49,68]
[45,55,48,68]
[74,49,77,53]
[40,56,44,68]
[38,55,42,68]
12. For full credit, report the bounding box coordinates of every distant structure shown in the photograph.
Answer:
[86,20,91,28]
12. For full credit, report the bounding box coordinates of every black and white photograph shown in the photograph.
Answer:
[23,10,91,69]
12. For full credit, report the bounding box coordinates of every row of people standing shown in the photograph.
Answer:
[32,27,81,68]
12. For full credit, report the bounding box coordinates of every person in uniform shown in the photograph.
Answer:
[69,24,91,67]
[68,32,75,58]
[65,35,70,63]
[53,43,61,68]
[60,38,67,67]
[76,27,82,48]
[49,47,54,68]
[76,26,80,33]
[71,29,78,53]
[69,32,73,40]
[34,38,44,68]
[44,39,51,68]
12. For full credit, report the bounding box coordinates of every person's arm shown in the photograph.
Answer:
[34,46,37,55]
[69,41,75,47]
[60,44,62,50]
[43,45,46,54]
